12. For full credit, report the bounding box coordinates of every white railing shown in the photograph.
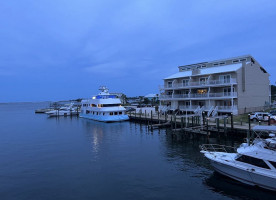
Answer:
[163,78,237,89]
[178,105,199,111]
[159,92,237,100]
[217,105,238,111]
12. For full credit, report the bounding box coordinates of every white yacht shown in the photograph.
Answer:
[200,125,276,191]
[80,86,129,122]
[46,103,78,117]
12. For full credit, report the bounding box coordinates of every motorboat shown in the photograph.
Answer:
[46,103,78,117]
[200,125,276,191]
[80,86,129,122]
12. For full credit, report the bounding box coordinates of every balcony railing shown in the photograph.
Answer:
[159,92,237,100]
[163,78,237,89]
[159,105,238,112]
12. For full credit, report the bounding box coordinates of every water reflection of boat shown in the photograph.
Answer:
[200,125,276,191]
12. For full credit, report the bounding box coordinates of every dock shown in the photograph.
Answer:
[127,110,271,139]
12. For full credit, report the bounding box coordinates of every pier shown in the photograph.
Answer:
[128,110,272,139]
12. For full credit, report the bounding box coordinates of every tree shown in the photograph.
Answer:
[143,98,150,105]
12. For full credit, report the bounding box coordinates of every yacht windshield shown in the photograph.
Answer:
[236,155,270,169]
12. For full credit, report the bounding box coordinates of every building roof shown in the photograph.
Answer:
[144,94,158,98]
[164,63,242,80]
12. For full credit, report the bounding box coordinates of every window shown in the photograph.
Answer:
[102,104,121,107]
[199,77,208,85]
[86,110,89,114]
[168,81,172,88]
[232,60,239,63]
[220,62,226,65]
[197,89,207,94]
[103,113,105,116]
[240,58,247,62]
[213,63,219,66]
[114,112,118,115]
[223,87,234,96]
[183,79,189,86]
[91,104,96,107]
[268,161,276,169]
[236,155,270,169]
[219,74,231,83]
[119,112,122,115]
[110,112,113,115]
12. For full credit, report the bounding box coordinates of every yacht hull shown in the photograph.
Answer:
[210,160,276,191]
[79,113,129,122]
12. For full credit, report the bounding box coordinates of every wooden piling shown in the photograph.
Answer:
[224,117,227,135]
[181,117,184,130]
[230,113,234,131]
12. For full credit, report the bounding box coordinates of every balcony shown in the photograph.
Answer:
[159,92,237,100]
[163,78,237,90]
[159,105,238,113]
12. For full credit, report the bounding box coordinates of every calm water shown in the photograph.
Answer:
[0,103,275,200]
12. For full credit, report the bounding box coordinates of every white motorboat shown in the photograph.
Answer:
[80,86,129,122]
[200,125,276,191]
[46,103,78,117]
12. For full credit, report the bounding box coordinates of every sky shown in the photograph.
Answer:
[1,0,276,102]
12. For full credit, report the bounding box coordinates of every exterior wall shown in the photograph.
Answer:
[236,62,270,114]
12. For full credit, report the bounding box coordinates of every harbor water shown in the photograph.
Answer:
[0,102,275,200]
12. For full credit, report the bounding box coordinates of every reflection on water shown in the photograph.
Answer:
[0,103,275,200]
[205,172,276,200]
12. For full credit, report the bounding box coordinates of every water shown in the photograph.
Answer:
[0,103,275,200]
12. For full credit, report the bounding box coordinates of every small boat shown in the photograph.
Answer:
[80,86,129,122]
[200,125,276,191]
[46,103,78,117]
[35,108,54,113]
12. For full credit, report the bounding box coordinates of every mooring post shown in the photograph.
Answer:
[145,110,147,120]
[151,110,153,125]
[247,114,251,145]
[206,118,209,134]
[174,115,176,129]
[216,118,220,134]
[224,116,227,135]
[230,113,234,131]
[170,115,173,129]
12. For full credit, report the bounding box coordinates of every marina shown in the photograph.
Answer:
[1,102,276,200]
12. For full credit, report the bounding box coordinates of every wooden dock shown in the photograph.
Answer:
[128,110,266,138]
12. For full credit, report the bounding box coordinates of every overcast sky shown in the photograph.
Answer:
[1,0,276,102]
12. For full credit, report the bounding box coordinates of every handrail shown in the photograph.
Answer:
[163,78,237,89]
[200,144,237,153]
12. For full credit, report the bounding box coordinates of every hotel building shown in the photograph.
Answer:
[159,55,270,116]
